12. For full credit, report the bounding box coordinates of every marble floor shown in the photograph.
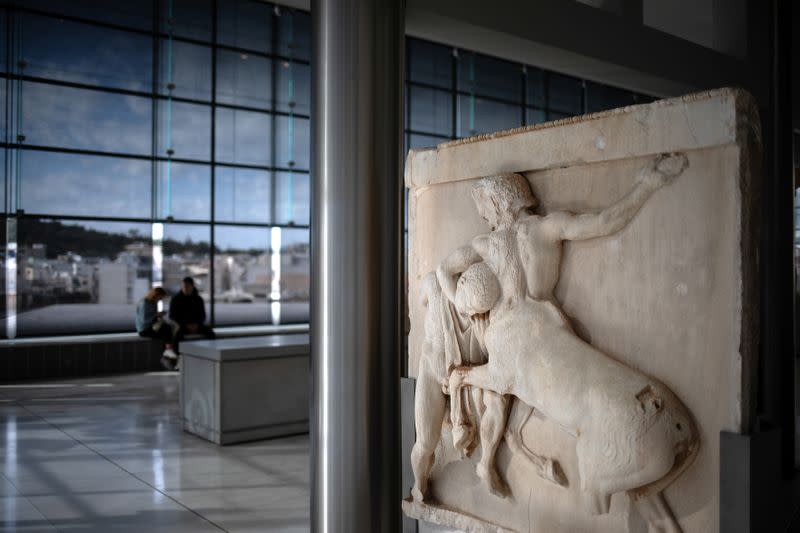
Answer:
[0,372,309,532]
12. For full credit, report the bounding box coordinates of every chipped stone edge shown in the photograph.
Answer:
[733,89,762,434]
[404,87,754,190]
[402,498,517,533]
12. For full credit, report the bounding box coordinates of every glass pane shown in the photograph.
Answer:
[408,86,452,136]
[0,149,5,213]
[22,82,151,155]
[458,52,521,103]
[526,107,546,125]
[156,162,210,220]
[160,40,212,101]
[20,151,150,218]
[457,95,521,137]
[217,0,273,53]
[547,110,572,121]
[274,171,309,226]
[215,166,271,223]
[275,116,310,170]
[526,68,546,109]
[161,0,212,42]
[21,13,152,92]
[408,38,452,89]
[0,218,6,325]
[276,9,311,61]
[22,0,153,31]
[16,218,152,336]
[158,101,211,161]
[585,81,636,113]
[408,133,448,151]
[216,50,271,109]
[213,224,271,326]
[215,108,272,166]
[0,9,5,74]
[276,60,310,116]
[278,228,310,305]
[635,93,657,105]
[162,223,211,302]
[794,132,800,168]
[547,72,583,115]
[0,81,6,151]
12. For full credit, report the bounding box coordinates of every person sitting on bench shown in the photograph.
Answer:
[169,277,216,353]
[136,286,180,370]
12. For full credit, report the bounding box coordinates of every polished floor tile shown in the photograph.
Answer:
[0,373,310,532]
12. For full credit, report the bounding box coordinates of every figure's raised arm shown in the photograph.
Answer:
[436,245,482,303]
[548,152,688,242]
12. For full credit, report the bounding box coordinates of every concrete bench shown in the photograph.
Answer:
[180,334,310,445]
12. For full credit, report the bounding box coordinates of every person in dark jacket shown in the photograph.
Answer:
[169,277,215,353]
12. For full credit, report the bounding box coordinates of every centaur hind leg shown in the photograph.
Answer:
[633,492,681,533]
[505,401,568,487]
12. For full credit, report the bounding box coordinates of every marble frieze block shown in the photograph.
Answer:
[403,88,761,533]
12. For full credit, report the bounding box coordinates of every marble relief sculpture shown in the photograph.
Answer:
[409,153,700,533]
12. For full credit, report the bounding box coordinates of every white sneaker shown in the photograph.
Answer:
[163,348,178,359]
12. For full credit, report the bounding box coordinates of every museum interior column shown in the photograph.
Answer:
[310,0,405,532]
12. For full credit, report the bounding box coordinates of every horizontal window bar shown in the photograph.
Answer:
[5,4,310,66]
[2,75,311,119]
[6,143,209,165]
[12,212,309,230]
[407,79,527,108]
[5,145,311,174]
[213,159,310,174]
[0,323,309,346]
[404,129,452,140]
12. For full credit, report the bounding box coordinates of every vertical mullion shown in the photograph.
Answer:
[4,7,11,215]
[450,47,457,139]
[581,79,588,115]
[269,5,279,326]
[521,65,527,127]
[13,7,22,214]
[404,39,410,144]
[543,70,550,121]
[270,8,278,227]
[150,0,159,277]
[209,0,217,326]
[4,6,14,339]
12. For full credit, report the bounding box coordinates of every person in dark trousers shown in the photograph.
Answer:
[136,286,180,370]
[169,277,215,355]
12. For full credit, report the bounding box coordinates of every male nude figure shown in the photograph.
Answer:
[411,265,512,501]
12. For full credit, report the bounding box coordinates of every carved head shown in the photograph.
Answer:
[471,173,537,229]
[455,262,500,316]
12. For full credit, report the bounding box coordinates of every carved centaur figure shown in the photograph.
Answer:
[440,154,700,533]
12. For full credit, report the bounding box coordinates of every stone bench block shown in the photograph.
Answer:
[180,334,309,445]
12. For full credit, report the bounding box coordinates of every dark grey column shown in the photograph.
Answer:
[310,0,404,531]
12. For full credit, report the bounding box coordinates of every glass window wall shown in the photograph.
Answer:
[0,3,650,338]
[0,1,310,337]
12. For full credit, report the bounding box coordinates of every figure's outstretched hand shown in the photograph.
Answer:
[655,152,689,177]
[639,152,689,189]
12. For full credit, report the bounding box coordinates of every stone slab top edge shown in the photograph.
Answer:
[404,87,760,189]
[181,333,310,362]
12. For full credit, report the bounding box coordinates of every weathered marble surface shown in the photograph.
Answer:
[404,88,761,533]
